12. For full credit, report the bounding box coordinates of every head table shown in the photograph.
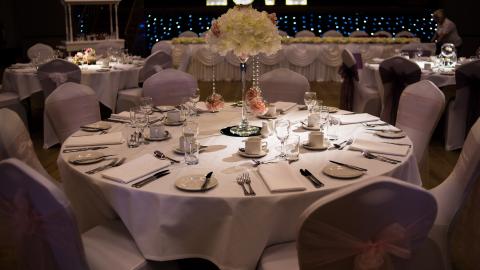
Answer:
[58,105,420,270]
[1,63,141,111]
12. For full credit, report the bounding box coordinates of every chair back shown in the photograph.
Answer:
[143,69,197,105]
[259,68,310,104]
[44,83,100,145]
[151,40,172,55]
[396,80,445,163]
[374,31,392,38]
[379,56,421,124]
[295,30,315,38]
[455,60,480,135]
[179,31,198,38]
[27,43,55,62]
[349,30,369,37]
[278,30,288,37]
[322,30,343,37]
[0,159,88,270]
[297,177,439,270]
[0,109,50,179]
[396,31,415,38]
[138,50,173,82]
[38,59,81,98]
[338,49,359,111]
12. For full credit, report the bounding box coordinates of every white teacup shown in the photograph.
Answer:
[307,113,320,127]
[149,124,165,138]
[308,131,325,147]
[266,104,277,116]
[166,110,181,123]
[245,137,268,155]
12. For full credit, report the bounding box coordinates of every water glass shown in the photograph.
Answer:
[183,137,199,165]
[134,109,148,143]
[285,135,300,161]
[275,119,291,158]
[190,88,201,114]
[128,106,138,127]
[327,115,340,140]
[304,92,317,114]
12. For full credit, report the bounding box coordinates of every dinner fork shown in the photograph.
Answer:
[236,174,250,196]
[243,173,256,196]
[86,158,118,174]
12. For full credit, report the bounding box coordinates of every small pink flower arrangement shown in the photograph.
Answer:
[206,93,225,112]
[249,96,267,115]
[245,86,261,101]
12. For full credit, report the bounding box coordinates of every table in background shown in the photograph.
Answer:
[58,106,420,270]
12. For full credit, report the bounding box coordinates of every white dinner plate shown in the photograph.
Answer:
[175,174,218,191]
[81,122,111,131]
[375,130,406,139]
[145,131,171,141]
[238,149,268,158]
[302,142,329,151]
[322,164,365,179]
[68,151,106,165]
[173,144,204,154]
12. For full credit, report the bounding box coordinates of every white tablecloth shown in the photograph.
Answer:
[1,63,141,111]
[57,106,420,270]
[173,43,410,82]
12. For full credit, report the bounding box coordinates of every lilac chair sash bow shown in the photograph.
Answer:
[455,62,480,135]
[339,63,359,111]
[379,58,421,124]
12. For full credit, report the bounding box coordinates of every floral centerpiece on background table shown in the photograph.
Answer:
[205,4,281,136]
[72,48,96,65]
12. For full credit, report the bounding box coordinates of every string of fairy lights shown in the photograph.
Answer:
[144,12,436,49]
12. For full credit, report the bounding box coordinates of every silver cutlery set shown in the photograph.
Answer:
[85,157,126,174]
[236,172,255,196]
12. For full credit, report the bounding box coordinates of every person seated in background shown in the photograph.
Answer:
[431,9,463,55]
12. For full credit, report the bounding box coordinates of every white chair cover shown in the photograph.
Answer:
[340,49,381,115]
[379,56,421,124]
[285,44,318,81]
[143,68,197,105]
[94,42,123,57]
[115,87,143,113]
[259,177,443,270]
[178,31,198,38]
[151,40,172,55]
[445,60,480,150]
[374,31,392,38]
[138,51,173,82]
[37,59,81,98]
[0,109,50,180]
[27,43,54,62]
[396,31,415,38]
[295,30,315,38]
[0,92,27,125]
[259,68,310,104]
[278,30,288,37]
[322,30,343,37]
[396,80,445,167]
[0,158,155,270]
[349,30,369,37]
[44,82,100,148]
[429,118,480,269]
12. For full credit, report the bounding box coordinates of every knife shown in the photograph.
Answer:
[303,169,325,187]
[329,160,368,172]
[63,146,108,153]
[132,170,170,188]
[201,172,213,191]
[300,169,323,188]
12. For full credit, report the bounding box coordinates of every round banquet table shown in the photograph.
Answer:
[1,63,141,111]
[58,105,421,270]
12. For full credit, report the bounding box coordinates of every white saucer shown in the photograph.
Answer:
[302,142,329,150]
[173,144,204,154]
[175,174,218,191]
[375,130,406,139]
[238,149,268,158]
[145,131,171,141]
[302,124,320,130]
[322,164,364,179]
[325,106,339,113]
[97,68,110,72]
[257,114,278,119]
[68,151,106,165]
[164,119,186,126]
[81,122,111,131]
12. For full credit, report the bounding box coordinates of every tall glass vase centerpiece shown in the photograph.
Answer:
[206,4,281,136]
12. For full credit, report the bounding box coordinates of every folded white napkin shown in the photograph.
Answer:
[349,138,410,156]
[274,102,297,113]
[258,162,306,192]
[332,113,379,125]
[64,132,124,147]
[102,154,170,183]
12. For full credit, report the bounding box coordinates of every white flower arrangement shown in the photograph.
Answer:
[205,5,282,58]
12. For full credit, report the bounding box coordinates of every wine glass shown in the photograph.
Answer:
[415,47,423,58]
[274,119,291,158]
[304,92,317,114]
[134,108,148,144]
[190,88,201,115]
[318,106,330,133]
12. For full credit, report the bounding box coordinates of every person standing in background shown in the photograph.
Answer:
[431,9,463,55]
